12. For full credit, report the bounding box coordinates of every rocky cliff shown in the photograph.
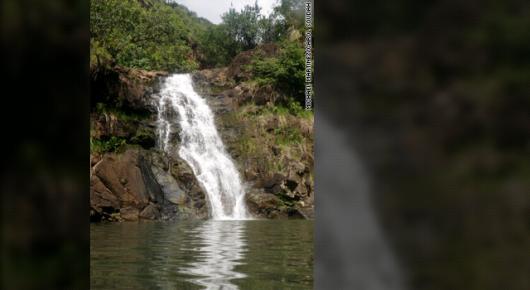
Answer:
[90,47,314,221]
[90,66,209,222]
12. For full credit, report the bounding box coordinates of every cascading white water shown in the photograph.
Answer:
[155,74,249,220]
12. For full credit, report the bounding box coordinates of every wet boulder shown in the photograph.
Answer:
[139,204,161,220]
[120,207,139,221]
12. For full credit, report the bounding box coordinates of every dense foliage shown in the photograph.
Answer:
[197,4,268,67]
[196,0,308,107]
[199,0,306,67]
[90,0,209,71]
[249,41,305,106]
[90,0,308,73]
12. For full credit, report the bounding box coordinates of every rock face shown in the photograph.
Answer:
[90,65,208,222]
[120,207,140,221]
[139,204,161,220]
[91,112,157,149]
[91,149,154,221]
[91,65,167,113]
[90,147,208,222]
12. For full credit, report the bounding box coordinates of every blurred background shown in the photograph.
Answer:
[0,0,528,289]
[0,0,89,289]
[315,0,530,289]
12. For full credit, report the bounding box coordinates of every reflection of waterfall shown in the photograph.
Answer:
[155,74,249,220]
[316,115,403,290]
[181,221,247,289]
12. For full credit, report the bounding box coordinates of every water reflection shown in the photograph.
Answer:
[91,221,312,289]
[181,220,247,290]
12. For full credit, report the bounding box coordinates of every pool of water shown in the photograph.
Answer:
[90,220,313,289]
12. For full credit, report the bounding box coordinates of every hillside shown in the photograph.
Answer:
[89,0,313,221]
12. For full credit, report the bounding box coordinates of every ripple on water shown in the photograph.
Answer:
[91,220,313,290]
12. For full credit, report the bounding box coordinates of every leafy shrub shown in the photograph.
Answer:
[197,25,238,67]
[250,41,306,106]
[90,39,113,70]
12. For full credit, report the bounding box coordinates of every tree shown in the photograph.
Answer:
[198,2,264,67]
[275,0,305,30]
[259,14,281,43]
[198,24,236,67]
[222,3,262,50]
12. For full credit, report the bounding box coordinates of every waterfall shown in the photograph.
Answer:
[155,74,249,220]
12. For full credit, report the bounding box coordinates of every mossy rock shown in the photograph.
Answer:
[130,126,156,149]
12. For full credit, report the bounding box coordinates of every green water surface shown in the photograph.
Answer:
[90,220,313,289]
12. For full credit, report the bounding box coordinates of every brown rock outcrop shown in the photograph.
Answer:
[90,149,161,220]
[90,147,209,222]
[91,65,167,113]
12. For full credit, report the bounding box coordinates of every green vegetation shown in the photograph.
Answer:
[92,102,156,150]
[248,41,305,106]
[199,0,306,67]
[221,103,313,178]
[90,0,310,106]
[90,39,113,69]
[90,0,312,154]
[90,0,311,112]
[260,98,312,118]
[90,0,209,71]
[274,127,303,146]
[91,0,308,73]
[90,136,127,153]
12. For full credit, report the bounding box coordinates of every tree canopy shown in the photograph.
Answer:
[90,0,210,71]
[90,0,308,75]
